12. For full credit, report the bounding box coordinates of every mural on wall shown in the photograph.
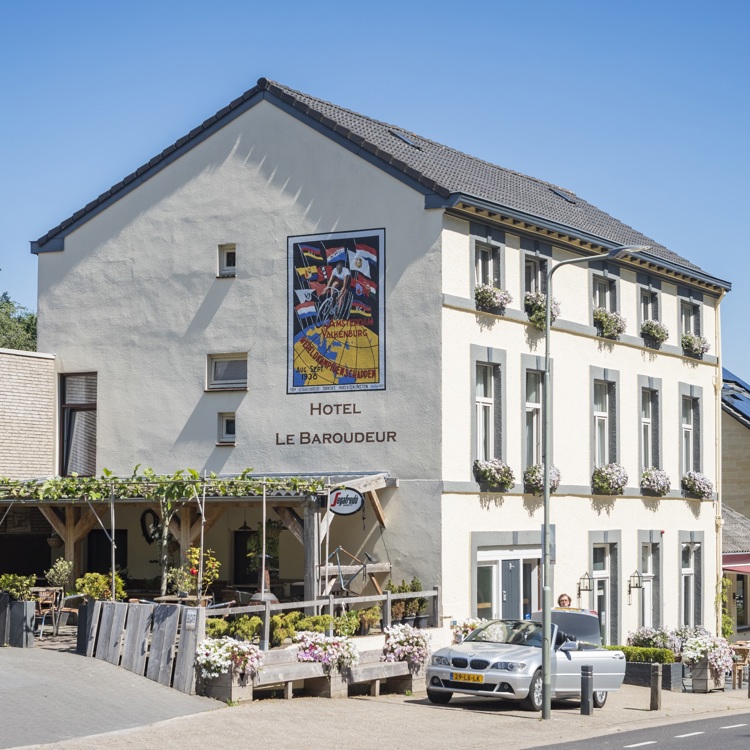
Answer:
[288,228,385,393]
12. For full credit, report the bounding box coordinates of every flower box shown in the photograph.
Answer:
[689,657,724,693]
[681,333,710,358]
[591,463,628,495]
[640,320,669,347]
[474,458,515,492]
[623,661,684,692]
[199,669,256,703]
[305,669,350,698]
[593,307,626,339]
[524,292,560,332]
[681,471,713,500]
[474,284,512,314]
[8,600,34,648]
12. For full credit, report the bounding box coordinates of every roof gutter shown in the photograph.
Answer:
[435,192,732,292]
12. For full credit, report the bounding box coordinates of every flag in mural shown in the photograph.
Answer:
[288,229,385,393]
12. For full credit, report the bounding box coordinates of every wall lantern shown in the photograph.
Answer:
[577,571,594,599]
[628,569,644,603]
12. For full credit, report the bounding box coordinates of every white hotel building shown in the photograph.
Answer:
[29,78,730,642]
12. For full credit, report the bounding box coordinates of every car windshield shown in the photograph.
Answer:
[463,619,543,647]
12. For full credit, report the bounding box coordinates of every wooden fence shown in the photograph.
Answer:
[79,587,441,696]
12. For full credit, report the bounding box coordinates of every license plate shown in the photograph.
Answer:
[451,672,484,683]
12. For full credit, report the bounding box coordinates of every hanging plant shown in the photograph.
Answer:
[681,471,713,500]
[593,307,626,339]
[641,320,669,346]
[522,464,561,496]
[640,468,671,497]
[474,284,512,314]
[524,292,560,332]
[681,333,710,358]
[591,463,628,495]
[473,458,515,492]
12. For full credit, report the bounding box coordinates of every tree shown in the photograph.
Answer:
[0,292,36,351]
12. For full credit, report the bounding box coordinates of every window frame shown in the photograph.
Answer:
[470,222,504,293]
[60,372,98,477]
[594,380,610,467]
[207,353,248,390]
[677,287,703,338]
[591,368,619,471]
[476,363,494,462]
[520,237,552,297]
[218,412,236,445]
[470,345,506,471]
[218,243,237,277]
[636,274,662,329]
[678,383,702,475]
[525,370,543,467]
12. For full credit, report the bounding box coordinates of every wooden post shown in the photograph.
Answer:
[432,585,441,628]
[303,500,320,611]
[650,663,662,710]
[384,590,392,628]
[261,599,271,651]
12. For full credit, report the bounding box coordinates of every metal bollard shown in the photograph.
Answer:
[650,663,662,710]
[580,665,594,715]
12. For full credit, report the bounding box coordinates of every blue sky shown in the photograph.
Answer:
[2,1,748,372]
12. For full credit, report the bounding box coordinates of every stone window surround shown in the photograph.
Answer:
[638,375,663,472]
[678,382,702,474]
[470,345,507,469]
[679,530,704,627]
[590,366,620,472]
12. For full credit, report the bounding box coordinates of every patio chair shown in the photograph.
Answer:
[33,588,59,639]
[54,593,84,636]
[732,645,750,689]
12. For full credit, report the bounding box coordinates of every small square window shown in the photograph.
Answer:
[208,354,247,389]
[218,243,236,277]
[218,413,236,444]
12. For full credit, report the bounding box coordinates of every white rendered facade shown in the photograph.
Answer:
[33,81,728,640]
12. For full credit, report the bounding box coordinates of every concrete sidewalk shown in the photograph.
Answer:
[4,646,750,750]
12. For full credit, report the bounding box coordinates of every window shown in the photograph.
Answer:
[60,373,97,476]
[680,300,701,336]
[207,354,247,390]
[640,388,660,470]
[641,543,655,628]
[681,396,699,473]
[475,243,494,286]
[593,276,617,312]
[525,371,542,466]
[218,413,236,444]
[477,547,541,619]
[525,257,542,294]
[218,243,237,277]
[594,381,609,467]
[476,364,494,461]
[681,543,698,627]
[593,544,611,644]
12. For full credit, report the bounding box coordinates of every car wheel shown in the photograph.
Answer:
[593,690,607,708]
[427,689,452,705]
[521,669,543,711]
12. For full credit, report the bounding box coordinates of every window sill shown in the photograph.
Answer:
[216,442,236,447]
[205,387,248,393]
[216,273,236,279]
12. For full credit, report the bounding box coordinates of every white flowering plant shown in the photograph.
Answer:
[641,320,669,346]
[640,468,671,497]
[195,637,264,680]
[524,291,560,332]
[294,631,359,673]
[681,332,710,358]
[473,458,515,492]
[593,307,627,339]
[381,623,432,670]
[681,634,734,676]
[475,284,512,314]
[523,464,560,496]
[452,618,487,643]
[591,463,628,495]
[628,625,713,656]
[681,471,714,500]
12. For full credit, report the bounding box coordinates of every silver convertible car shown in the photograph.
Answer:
[426,610,626,711]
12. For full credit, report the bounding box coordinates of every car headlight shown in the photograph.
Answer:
[491,661,527,671]
[431,655,451,666]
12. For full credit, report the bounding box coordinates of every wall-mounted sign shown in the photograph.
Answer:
[288,228,385,394]
[329,487,365,516]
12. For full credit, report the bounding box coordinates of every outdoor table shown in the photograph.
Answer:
[153,595,213,606]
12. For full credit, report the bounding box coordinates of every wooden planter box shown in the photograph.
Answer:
[8,601,35,648]
[306,669,350,698]
[690,657,724,693]
[624,662,684,692]
[198,670,256,703]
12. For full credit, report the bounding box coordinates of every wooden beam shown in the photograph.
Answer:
[189,505,225,545]
[367,489,386,528]
[73,505,107,544]
[65,506,76,565]
[274,507,304,546]
[38,506,65,538]
[345,473,390,494]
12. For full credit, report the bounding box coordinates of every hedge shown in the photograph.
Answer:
[606,645,675,664]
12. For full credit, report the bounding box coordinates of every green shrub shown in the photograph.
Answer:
[229,615,262,641]
[606,645,675,663]
[333,610,359,636]
[206,618,230,638]
[270,611,306,647]
[297,614,334,633]
[75,572,127,601]
[0,573,36,601]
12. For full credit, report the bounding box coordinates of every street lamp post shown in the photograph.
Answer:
[540,244,648,719]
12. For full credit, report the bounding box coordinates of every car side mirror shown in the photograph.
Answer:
[560,641,578,652]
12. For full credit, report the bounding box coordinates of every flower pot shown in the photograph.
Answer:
[690,657,724,693]
[415,614,429,629]
[9,600,34,648]
[199,669,255,703]
[402,615,416,627]
[358,622,371,637]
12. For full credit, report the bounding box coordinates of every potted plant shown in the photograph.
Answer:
[681,634,733,692]
[385,579,405,625]
[681,471,714,500]
[524,291,560,332]
[640,468,671,497]
[410,577,429,628]
[681,332,710,358]
[473,458,515,492]
[358,604,381,636]
[195,636,264,703]
[75,571,127,601]
[475,284,512,314]
[0,573,36,648]
[400,580,418,626]
[45,558,75,630]
[295,630,360,698]
[593,307,627,339]
[382,623,432,672]
[523,464,561,496]
[591,463,628,496]
[641,319,669,347]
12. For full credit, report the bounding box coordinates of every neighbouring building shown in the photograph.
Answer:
[17,78,731,640]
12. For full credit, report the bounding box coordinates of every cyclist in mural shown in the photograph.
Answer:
[322,259,351,318]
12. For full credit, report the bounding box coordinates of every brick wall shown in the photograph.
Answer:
[722,412,750,519]
[0,348,55,479]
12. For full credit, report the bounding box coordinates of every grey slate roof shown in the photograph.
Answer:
[32,77,726,287]
[723,505,750,554]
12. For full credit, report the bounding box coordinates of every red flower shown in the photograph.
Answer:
[190,568,198,576]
